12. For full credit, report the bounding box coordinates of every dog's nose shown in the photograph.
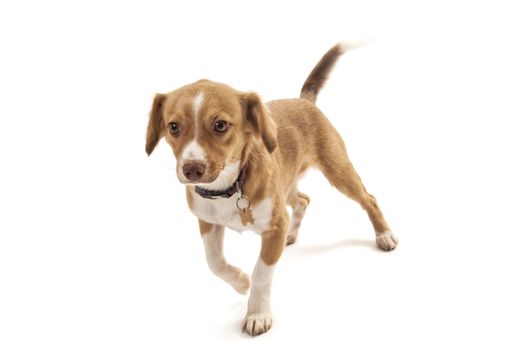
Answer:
[183,162,206,182]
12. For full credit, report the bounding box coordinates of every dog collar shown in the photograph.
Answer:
[195,166,247,200]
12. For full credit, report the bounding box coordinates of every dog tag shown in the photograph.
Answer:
[239,207,255,226]
[236,196,250,210]
[236,195,254,225]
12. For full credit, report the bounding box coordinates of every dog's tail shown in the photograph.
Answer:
[300,39,370,104]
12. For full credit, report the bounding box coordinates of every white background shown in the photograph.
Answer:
[1,0,524,349]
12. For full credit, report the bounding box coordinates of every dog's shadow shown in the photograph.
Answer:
[288,238,376,256]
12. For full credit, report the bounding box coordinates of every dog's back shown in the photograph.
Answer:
[266,43,350,187]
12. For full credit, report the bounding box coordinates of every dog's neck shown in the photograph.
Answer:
[194,166,248,200]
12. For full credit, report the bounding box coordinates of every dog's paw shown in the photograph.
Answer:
[286,233,297,246]
[376,231,399,251]
[242,313,272,336]
[231,271,251,295]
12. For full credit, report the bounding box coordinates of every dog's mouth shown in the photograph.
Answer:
[177,160,240,191]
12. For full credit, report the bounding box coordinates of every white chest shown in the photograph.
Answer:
[189,191,273,233]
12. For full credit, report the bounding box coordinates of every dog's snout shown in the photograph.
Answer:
[183,162,206,181]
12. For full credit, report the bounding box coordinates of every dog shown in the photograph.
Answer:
[145,42,398,336]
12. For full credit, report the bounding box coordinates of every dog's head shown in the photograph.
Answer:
[146,80,277,189]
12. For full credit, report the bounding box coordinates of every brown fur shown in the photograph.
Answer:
[260,201,289,265]
[300,43,348,104]
[145,42,398,336]
[267,98,391,236]
[242,92,278,153]
[145,43,396,267]
[146,94,167,155]
[198,219,213,236]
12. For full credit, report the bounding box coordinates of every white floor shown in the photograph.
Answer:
[1,1,524,349]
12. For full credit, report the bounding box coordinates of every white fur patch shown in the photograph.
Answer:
[192,91,204,119]
[376,231,399,251]
[198,161,240,191]
[288,204,306,235]
[202,228,250,294]
[244,258,275,334]
[202,227,224,270]
[190,193,273,233]
[181,140,206,161]
[248,258,275,313]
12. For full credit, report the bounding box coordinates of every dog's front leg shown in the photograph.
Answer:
[199,220,251,294]
[243,211,288,336]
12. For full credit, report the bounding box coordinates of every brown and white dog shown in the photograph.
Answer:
[145,42,398,336]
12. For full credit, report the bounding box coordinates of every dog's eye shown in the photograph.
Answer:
[214,120,229,133]
[168,122,180,136]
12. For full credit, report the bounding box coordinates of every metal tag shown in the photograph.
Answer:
[236,196,250,210]
[235,183,254,225]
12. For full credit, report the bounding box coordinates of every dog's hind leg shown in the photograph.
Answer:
[285,185,310,245]
[315,133,398,251]
[199,220,251,294]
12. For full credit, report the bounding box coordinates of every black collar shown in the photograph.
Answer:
[194,166,247,199]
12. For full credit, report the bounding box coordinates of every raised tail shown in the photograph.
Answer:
[300,43,348,104]
[300,40,370,104]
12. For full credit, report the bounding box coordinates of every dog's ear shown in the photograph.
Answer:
[145,93,167,155]
[242,92,277,153]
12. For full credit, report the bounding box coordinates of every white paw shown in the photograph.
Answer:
[242,313,273,336]
[376,231,399,251]
[230,271,251,295]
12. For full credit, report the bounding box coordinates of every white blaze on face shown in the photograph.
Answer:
[181,140,206,162]
[180,92,207,164]
[193,91,204,120]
